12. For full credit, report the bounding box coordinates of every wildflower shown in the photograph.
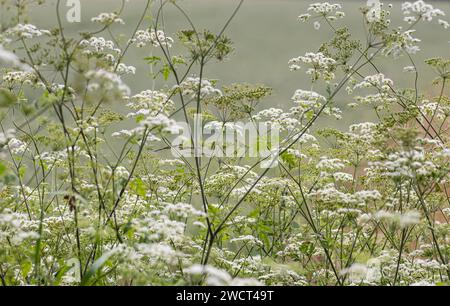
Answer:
[403,66,416,73]
[354,190,382,202]
[402,1,445,23]
[366,0,382,23]
[368,147,437,179]
[131,29,174,48]
[163,202,205,219]
[341,263,368,282]
[229,235,263,247]
[307,2,343,17]
[333,172,353,182]
[136,243,180,265]
[289,52,336,80]
[85,69,130,95]
[410,280,436,286]
[309,183,354,205]
[174,77,222,99]
[354,73,393,91]
[373,210,422,228]
[7,138,28,155]
[298,14,311,22]
[79,37,121,59]
[383,30,421,57]
[185,264,262,286]
[0,209,40,245]
[5,24,50,39]
[116,63,136,75]
[316,156,346,171]
[140,114,183,135]
[291,89,326,111]
[399,211,421,228]
[2,71,38,86]
[438,19,450,29]
[126,90,174,117]
[419,100,449,121]
[314,21,321,30]
[91,12,125,25]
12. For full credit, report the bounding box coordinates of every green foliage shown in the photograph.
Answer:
[0,88,17,108]
[205,83,272,120]
[178,29,234,62]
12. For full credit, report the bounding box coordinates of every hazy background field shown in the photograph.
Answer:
[30,0,450,129]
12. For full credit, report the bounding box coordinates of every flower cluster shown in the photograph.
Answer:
[353,73,394,91]
[5,24,50,39]
[367,147,438,179]
[291,89,327,112]
[91,12,125,25]
[402,1,446,24]
[175,77,222,99]
[383,30,421,57]
[85,69,130,95]
[79,37,121,57]
[125,90,174,118]
[132,29,174,48]
[289,52,336,81]
[0,209,40,245]
[299,3,345,22]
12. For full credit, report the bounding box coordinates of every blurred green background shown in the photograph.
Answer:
[30,0,450,128]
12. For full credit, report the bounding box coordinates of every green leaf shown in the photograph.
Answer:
[0,88,17,108]
[81,250,115,286]
[161,64,171,81]
[0,162,7,176]
[19,165,27,178]
[144,56,161,65]
[130,178,146,197]
[281,151,296,169]
[39,91,59,107]
[53,263,73,286]
[21,261,32,278]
